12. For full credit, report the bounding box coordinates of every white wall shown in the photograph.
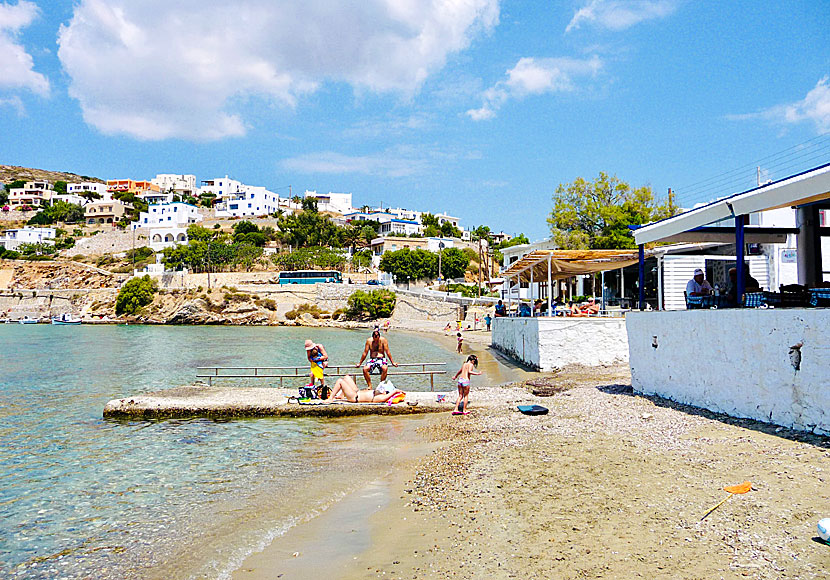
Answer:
[492,317,629,371]
[627,309,830,434]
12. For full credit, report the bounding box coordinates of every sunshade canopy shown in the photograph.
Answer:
[501,249,642,283]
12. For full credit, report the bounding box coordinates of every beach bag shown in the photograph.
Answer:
[298,385,318,399]
[376,379,395,394]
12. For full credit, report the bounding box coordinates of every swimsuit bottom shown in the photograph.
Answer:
[457,378,470,388]
[366,357,388,373]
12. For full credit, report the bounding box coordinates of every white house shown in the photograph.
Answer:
[148,227,189,251]
[304,190,353,214]
[51,193,89,206]
[378,219,421,237]
[131,203,203,230]
[203,176,283,217]
[0,226,56,250]
[151,174,197,197]
[67,182,109,200]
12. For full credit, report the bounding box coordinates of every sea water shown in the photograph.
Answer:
[0,325,470,579]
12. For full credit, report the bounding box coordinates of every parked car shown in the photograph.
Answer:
[367,279,380,285]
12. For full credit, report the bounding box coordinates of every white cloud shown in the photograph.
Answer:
[57,0,500,141]
[466,55,602,120]
[281,148,429,178]
[0,95,25,115]
[0,1,50,96]
[728,77,830,134]
[566,0,676,32]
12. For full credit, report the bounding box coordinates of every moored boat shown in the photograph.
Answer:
[51,313,82,325]
[18,316,38,324]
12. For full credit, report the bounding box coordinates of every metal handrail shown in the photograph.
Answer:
[196,362,447,389]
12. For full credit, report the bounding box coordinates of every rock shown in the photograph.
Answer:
[167,300,215,324]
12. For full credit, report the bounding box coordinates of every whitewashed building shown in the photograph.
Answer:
[151,174,197,197]
[67,182,109,200]
[131,203,202,230]
[304,190,353,214]
[202,176,282,217]
[148,227,189,251]
[0,226,56,250]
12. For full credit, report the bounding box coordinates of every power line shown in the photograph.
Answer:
[672,132,830,207]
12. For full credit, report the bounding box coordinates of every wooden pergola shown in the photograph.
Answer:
[500,249,645,314]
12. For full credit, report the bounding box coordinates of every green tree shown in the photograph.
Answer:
[186,224,216,242]
[439,247,469,279]
[27,201,85,225]
[53,181,67,195]
[547,172,678,249]
[233,243,264,271]
[351,248,372,270]
[379,247,437,281]
[301,197,318,212]
[440,221,462,238]
[421,213,439,228]
[271,246,346,271]
[115,275,158,315]
[347,289,396,319]
[275,209,343,248]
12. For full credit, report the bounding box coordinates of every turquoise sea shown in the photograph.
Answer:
[0,325,508,579]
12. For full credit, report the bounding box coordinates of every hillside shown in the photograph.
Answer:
[0,165,103,186]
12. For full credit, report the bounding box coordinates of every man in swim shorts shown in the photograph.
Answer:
[356,327,398,389]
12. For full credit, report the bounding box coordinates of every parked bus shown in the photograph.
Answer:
[278,270,343,284]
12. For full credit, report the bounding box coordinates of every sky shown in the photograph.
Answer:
[0,0,828,240]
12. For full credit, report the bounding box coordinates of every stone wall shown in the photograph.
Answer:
[65,230,146,257]
[0,288,117,320]
[0,210,35,223]
[492,317,629,370]
[391,292,462,325]
[626,309,830,435]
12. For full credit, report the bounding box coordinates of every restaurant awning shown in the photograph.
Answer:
[501,249,642,282]
[634,163,830,245]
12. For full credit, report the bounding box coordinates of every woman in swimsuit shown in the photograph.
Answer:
[325,374,405,403]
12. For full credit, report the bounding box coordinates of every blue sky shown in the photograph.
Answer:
[1,0,828,240]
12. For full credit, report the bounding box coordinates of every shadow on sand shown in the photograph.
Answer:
[596,383,830,450]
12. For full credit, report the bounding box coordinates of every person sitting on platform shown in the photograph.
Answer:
[726,266,761,306]
[494,300,507,317]
[686,268,712,297]
[325,374,405,403]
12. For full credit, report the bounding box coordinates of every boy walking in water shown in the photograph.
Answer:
[452,355,480,415]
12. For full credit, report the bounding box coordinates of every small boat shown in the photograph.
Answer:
[51,313,82,325]
[18,316,38,324]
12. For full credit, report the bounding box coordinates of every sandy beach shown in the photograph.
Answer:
[232,357,830,579]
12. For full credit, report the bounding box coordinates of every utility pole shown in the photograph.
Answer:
[478,235,483,297]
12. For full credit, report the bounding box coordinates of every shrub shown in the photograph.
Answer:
[115,275,158,315]
[223,292,251,302]
[255,298,278,311]
[346,289,396,320]
[331,307,346,320]
[285,303,325,320]
[126,246,154,263]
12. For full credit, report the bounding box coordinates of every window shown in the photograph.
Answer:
[230,204,238,210]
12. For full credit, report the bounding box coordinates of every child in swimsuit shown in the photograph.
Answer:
[451,355,480,415]
[456,332,463,353]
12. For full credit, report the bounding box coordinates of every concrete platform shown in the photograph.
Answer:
[103,386,454,419]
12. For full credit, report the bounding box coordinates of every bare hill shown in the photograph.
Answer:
[0,165,103,186]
